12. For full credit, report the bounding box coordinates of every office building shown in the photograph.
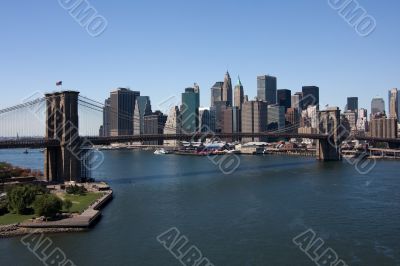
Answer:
[223,71,233,106]
[343,111,357,132]
[267,105,286,130]
[144,111,168,145]
[291,92,303,111]
[109,88,140,136]
[234,77,244,109]
[388,88,399,119]
[241,100,268,142]
[199,107,215,132]
[357,108,369,132]
[371,98,385,115]
[181,87,200,134]
[211,82,224,107]
[302,86,319,109]
[101,97,111,137]
[347,97,358,112]
[133,96,152,135]
[285,108,300,132]
[370,113,398,139]
[257,75,277,104]
[277,89,292,111]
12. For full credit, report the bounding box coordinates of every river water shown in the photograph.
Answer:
[0,149,399,265]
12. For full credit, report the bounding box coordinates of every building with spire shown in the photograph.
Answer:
[234,76,244,109]
[222,71,233,106]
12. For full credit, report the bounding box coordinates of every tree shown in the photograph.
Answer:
[63,199,73,213]
[7,185,38,214]
[33,194,63,219]
[66,185,87,195]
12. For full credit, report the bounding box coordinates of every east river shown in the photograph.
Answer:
[0,149,399,265]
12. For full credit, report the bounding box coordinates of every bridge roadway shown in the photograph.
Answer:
[0,133,399,149]
[0,133,328,149]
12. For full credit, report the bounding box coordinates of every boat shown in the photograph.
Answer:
[23,149,29,154]
[154,148,171,155]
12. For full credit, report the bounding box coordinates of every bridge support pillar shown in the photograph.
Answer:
[44,91,81,183]
[316,107,342,161]
[316,139,341,161]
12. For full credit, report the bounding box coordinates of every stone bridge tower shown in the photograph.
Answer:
[316,107,342,161]
[44,91,81,182]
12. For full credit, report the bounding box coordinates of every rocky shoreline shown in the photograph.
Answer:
[0,224,87,239]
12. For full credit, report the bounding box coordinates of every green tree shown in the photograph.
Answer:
[63,199,73,213]
[7,185,38,214]
[33,194,63,218]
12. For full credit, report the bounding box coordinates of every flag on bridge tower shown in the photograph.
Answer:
[56,81,62,86]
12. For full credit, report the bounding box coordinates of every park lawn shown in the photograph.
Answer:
[63,192,104,214]
[0,213,37,225]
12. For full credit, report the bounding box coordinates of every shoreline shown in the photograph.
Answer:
[0,187,113,239]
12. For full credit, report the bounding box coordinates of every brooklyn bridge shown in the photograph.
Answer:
[0,91,398,182]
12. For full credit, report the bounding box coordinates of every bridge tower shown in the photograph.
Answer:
[316,107,342,161]
[44,91,81,182]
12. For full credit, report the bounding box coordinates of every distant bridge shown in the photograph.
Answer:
[0,90,398,182]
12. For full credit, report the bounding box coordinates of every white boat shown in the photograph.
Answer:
[154,148,170,155]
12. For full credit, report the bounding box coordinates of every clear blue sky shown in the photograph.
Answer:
[0,0,399,112]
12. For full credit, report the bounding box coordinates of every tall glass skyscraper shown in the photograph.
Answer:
[277,89,292,111]
[302,86,319,110]
[257,75,277,104]
[347,97,358,112]
[181,87,200,133]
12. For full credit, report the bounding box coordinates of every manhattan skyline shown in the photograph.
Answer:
[0,0,399,110]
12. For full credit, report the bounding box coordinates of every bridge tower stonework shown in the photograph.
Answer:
[44,91,81,182]
[316,107,342,161]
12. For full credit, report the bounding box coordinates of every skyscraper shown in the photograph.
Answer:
[388,88,399,119]
[346,97,358,112]
[302,86,319,109]
[241,100,268,142]
[257,75,277,104]
[211,82,224,107]
[199,107,214,132]
[109,88,140,136]
[181,87,200,133]
[101,97,111,137]
[144,111,167,145]
[234,76,244,109]
[277,89,292,111]
[267,105,286,130]
[371,98,385,115]
[291,92,303,111]
[133,96,152,135]
[223,71,233,106]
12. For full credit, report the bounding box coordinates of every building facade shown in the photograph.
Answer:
[388,88,399,119]
[241,100,268,142]
[133,96,152,135]
[257,75,277,104]
[144,111,168,145]
[234,77,244,109]
[277,89,292,111]
[302,86,319,110]
[371,98,385,116]
[109,88,140,136]
[181,87,200,134]
[222,71,233,107]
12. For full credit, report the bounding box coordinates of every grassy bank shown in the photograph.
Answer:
[63,193,104,214]
[0,213,36,226]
